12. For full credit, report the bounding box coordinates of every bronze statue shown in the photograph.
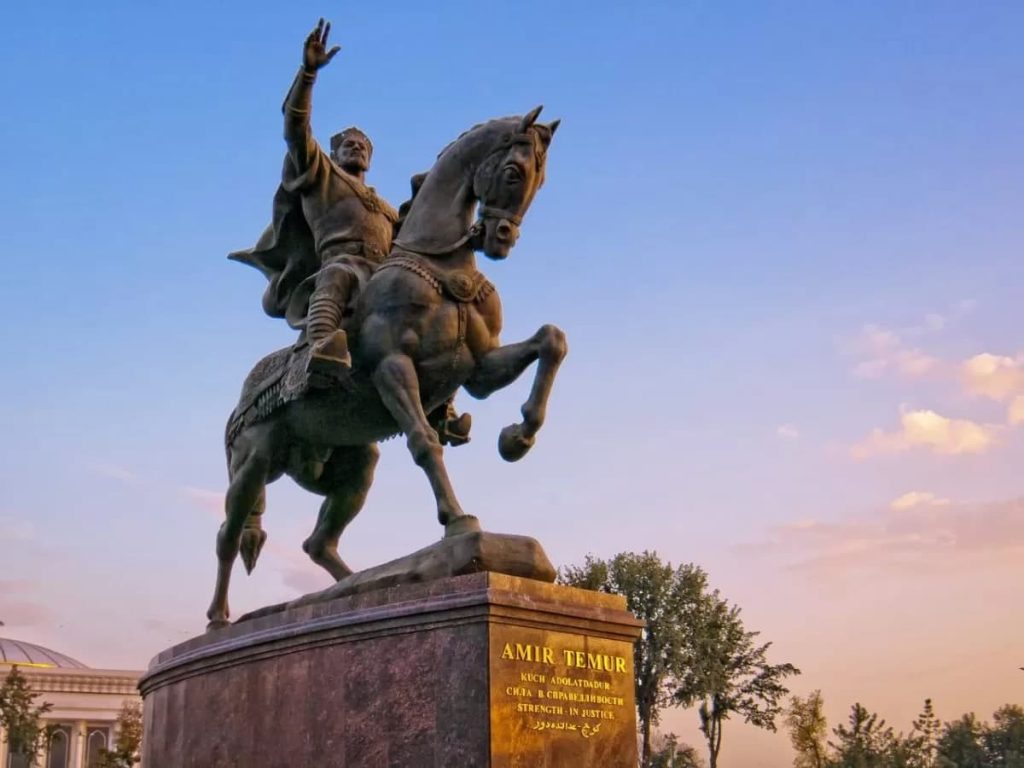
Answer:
[208,19,562,629]
[230,19,470,443]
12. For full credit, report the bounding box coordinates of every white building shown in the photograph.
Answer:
[0,638,142,768]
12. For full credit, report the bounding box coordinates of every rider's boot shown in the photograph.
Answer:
[305,294,351,387]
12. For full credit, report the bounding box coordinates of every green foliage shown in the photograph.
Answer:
[561,551,798,768]
[0,666,54,766]
[787,691,828,768]
[984,705,1024,767]
[826,702,897,768]
[647,732,705,768]
[907,698,942,768]
[560,552,711,766]
[674,596,800,768]
[936,714,986,768]
[815,701,1024,768]
[95,701,144,768]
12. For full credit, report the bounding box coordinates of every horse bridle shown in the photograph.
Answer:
[392,131,537,257]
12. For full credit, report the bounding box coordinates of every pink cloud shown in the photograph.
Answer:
[962,353,1024,401]
[0,581,54,628]
[182,487,224,520]
[847,324,941,380]
[87,463,140,484]
[754,496,1024,573]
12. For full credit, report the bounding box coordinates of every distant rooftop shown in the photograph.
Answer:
[0,637,88,669]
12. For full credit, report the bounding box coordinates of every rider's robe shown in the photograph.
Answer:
[229,145,398,328]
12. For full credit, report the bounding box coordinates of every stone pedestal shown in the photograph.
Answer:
[140,573,643,767]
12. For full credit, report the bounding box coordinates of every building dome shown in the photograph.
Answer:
[0,637,88,669]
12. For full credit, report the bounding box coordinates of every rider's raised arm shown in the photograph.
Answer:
[282,67,318,172]
[282,19,340,173]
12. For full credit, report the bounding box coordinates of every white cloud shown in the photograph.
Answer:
[777,424,800,440]
[851,408,998,459]
[890,491,950,511]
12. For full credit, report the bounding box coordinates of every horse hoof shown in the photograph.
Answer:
[499,424,535,462]
[444,515,481,538]
[206,618,230,632]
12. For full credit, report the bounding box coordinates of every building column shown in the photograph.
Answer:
[0,724,9,768]
[69,721,87,768]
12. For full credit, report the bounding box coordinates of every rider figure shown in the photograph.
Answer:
[284,20,393,381]
[232,19,470,443]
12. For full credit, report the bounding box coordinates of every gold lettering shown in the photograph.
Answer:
[615,656,626,673]
[543,646,554,665]
[501,643,515,660]
[575,651,586,667]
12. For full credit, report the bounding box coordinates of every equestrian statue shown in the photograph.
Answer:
[207,19,563,629]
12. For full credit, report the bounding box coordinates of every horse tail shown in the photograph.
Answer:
[224,409,237,472]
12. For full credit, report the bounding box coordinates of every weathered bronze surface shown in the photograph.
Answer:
[206,18,563,629]
[141,575,641,767]
[236,530,557,623]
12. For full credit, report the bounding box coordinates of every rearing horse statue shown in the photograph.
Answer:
[207,108,562,628]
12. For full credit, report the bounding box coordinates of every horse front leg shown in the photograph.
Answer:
[372,353,480,536]
[464,324,568,462]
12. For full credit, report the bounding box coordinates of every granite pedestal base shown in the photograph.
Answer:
[140,573,643,767]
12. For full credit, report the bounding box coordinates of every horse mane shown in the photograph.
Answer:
[393,114,549,236]
[394,171,427,236]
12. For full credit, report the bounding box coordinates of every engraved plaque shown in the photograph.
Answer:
[489,623,638,768]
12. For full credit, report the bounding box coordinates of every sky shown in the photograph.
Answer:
[1,1,1022,764]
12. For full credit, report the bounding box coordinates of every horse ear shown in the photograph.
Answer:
[534,119,560,150]
[518,105,543,132]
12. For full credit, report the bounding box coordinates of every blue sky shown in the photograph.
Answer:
[1,2,1022,764]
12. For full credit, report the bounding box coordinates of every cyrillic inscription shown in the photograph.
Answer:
[491,630,634,740]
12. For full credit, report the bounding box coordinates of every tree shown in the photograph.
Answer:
[936,714,986,768]
[0,666,53,766]
[827,703,896,768]
[674,595,800,768]
[559,553,711,765]
[787,691,828,768]
[96,701,144,768]
[648,732,705,768]
[906,698,941,768]
[983,705,1024,767]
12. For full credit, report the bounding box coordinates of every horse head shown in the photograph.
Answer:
[472,106,560,261]
[394,107,560,260]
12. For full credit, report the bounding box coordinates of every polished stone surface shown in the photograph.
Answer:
[142,573,642,767]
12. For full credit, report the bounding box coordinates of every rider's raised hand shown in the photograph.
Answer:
[303,18,341,72]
